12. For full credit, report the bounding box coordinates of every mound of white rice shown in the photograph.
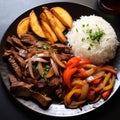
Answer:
[66,15,119,65]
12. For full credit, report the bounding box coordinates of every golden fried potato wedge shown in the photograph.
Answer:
[17,17,30,38]
[54,15,66,32]
[40,12,65,32]
[43,8,66,43]
[29,10,45,38]
[50,7,73,28]
[41,20,58,44]
[40,12,49,23]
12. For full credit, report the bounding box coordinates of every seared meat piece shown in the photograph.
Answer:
[55,86,65,100]
[8,56,22,78]
[12,50,26,68]
[3,49,12,57]
[9,74,52,108]
[51,43,71,53]
[3,48,26,68]
[9,74,33,90]
[8,35,27,50]
[35,79,47,89]
[56,53,73,61]
[7,36,14,46]
[21,33,37,45]
[48,77,62,87]
[26,45,37,58]
[22,77,37,84]
[13,84,52,108]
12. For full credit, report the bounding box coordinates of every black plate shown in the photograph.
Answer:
[0,2,120,117]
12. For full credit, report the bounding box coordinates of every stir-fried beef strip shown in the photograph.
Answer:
[12,50,26,68]
[3,33,72,108]
[8,56,22,78]
[51,43,71,53]
[8,35,27,50]
[21,33,37,45]
[56,53,73,61]
[9,74,33,90]
[9,75,52,108]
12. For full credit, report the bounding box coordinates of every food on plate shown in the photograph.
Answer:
[29,10,45,38]
[16,6,72,43]
[63,56,117,108]
[40,12,66,32]
[2,6,118,110]
[3,33,72,108]
[66,15,119,65]
[17,17,30,38]
[43,7,67,43]
[51,7,73,28]
[41,20,58,44]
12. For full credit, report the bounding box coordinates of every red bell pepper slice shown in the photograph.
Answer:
[63,67,77,88]
[66,56,81,68]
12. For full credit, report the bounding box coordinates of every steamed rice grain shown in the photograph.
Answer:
[66,15,119,65]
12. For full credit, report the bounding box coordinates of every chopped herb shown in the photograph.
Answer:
[76,28,78,32]
[43,93,48,96]
[42,44,48,50]
[82,24,85,27]
[88,46,91,50]
[87,24,89,26]
[85,26,105,50]
[106,38,110,41]
[81,38,85,41]
[42,64,50,78]
[32,65,38,70]
[48,52,52,56]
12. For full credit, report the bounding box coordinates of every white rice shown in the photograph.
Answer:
[66,15,119,65]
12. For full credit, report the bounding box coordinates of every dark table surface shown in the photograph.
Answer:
[0,0,120,120]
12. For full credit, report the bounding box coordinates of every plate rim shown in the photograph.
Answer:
[0,1,120,117]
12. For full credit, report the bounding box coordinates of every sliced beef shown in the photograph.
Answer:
[21,33,37,45]
[9,74,33,90]
[51,43,71,53]
[8,56,22,78]
[48,77,62,87]
[9,74,52,108]
[56,53,73,61]
[3,49,12,57]
[55,86,65,100]
[12,50,26,68]
[8,35,27,50]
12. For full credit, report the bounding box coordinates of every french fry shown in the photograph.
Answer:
[17,17,30,38]
[29,10,45,38]
[40,12,49,23]
[41,20,58,44]
[43,7,66,43]
[54,15,66,32]
[40,12,65,32]
[50,7,73,28]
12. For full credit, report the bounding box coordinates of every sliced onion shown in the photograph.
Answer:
[36,52,50,57]
[50,58,59,76]
[79,81,89,100]
[28,58,35,78]
[52,52,65,68]
[68,100,86,109]
[86,71,105,82]
[31,57,48,63]
[37,62,44,76]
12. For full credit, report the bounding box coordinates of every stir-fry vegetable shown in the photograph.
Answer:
[63,56,117,108]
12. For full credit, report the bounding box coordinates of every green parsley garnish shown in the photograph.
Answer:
[42,44,49,50]
[85,26,105,50]
[76,28,78,32]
